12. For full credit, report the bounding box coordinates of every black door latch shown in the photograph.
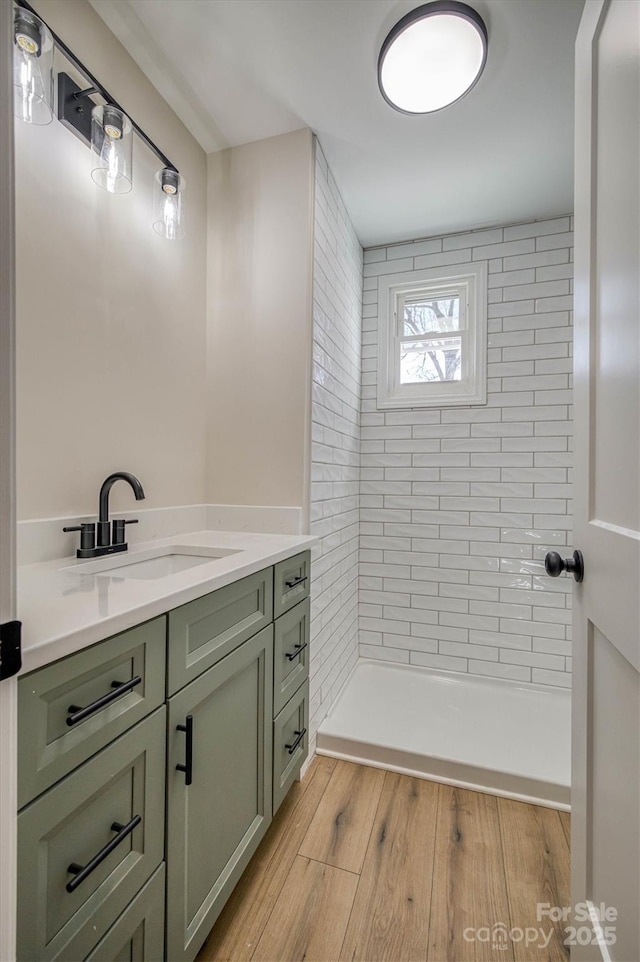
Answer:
[0,620,22,680]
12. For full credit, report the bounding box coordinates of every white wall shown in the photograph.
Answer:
[361,217,573,688]
[206,128,314,517]
[16,0,207,520]
[308,142,363,753]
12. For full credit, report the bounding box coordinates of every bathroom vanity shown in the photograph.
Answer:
[15,543,312,962]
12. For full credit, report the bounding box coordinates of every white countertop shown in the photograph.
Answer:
[18,530,316,673]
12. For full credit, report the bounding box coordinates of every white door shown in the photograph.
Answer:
[0,2,18,960]
[572,2,640,960]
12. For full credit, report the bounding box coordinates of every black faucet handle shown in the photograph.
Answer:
[112,518,139,546]
[96,520,111,548]
[63,522,96,552]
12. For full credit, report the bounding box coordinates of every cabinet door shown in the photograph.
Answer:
[166,626,273,962]
[17,709,165,962]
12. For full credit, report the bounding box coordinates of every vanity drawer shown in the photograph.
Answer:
[17,708,165,962]
[273,598,310,716]
[167,567,273,695]
[85,864,165,962]
[273,679,309,815]
[18,617,166,807]
[273,551,311,619]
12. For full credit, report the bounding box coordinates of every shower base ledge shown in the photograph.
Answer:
[316,659,570,810]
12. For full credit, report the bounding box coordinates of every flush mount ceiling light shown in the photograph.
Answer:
[378,1,488,114]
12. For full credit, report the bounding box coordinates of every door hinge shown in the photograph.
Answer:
[0,620,22,680]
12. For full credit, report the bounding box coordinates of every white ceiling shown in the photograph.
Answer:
[91,0,585,247]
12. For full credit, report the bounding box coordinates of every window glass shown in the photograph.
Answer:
[400,335,462,383]
[402,295,460,336]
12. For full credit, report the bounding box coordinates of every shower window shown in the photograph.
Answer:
[377,262,488,409]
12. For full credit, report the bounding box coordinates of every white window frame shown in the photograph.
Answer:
[377,262,488,409]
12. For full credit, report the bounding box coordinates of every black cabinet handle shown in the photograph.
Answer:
[66,676,142,726]
[285,728,307,755]
[66,814,141,893]
[176,714,193,786]
[285,575,307,590]
[545,549,584,583]
[285,642,308,662]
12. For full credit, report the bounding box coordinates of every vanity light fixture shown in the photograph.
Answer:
[91,104,133,194]
[153,168,185,240]
[13,6,54,125]
[378,0,488,114]
[13,0,186,237]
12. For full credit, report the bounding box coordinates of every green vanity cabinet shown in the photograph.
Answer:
[17,551,311,962]
[166,625,273,962]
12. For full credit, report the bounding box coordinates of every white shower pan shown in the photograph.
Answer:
[317,659,570,810]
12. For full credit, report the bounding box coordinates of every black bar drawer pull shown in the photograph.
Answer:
[66,676,142,726]
[176,714,193,786]
[66,814,141,893]
[285,575,307,590]
[285,728,307,755]
[285,642,308,662]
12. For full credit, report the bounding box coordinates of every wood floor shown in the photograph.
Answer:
[197,757,571,962]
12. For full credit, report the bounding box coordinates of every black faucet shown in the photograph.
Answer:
[64,472,146,559]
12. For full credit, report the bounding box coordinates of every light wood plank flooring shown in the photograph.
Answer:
[197,757,570,962]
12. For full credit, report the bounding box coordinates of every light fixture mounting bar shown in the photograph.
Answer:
[15,0,178,174]
[58,72,93,144]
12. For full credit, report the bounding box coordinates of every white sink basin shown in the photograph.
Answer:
[61,545,241,580]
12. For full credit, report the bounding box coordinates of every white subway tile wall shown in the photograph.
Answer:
[309,142,364,754]
[361,217,573,687]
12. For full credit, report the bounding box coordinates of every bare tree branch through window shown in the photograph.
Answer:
[401,297,462,383]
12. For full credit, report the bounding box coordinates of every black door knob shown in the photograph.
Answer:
[545,549,584,583]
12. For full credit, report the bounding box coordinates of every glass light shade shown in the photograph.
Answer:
[91,105,133,194]
[378,1,487,114]
[153,168,186,240]
[13,8,54,125]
